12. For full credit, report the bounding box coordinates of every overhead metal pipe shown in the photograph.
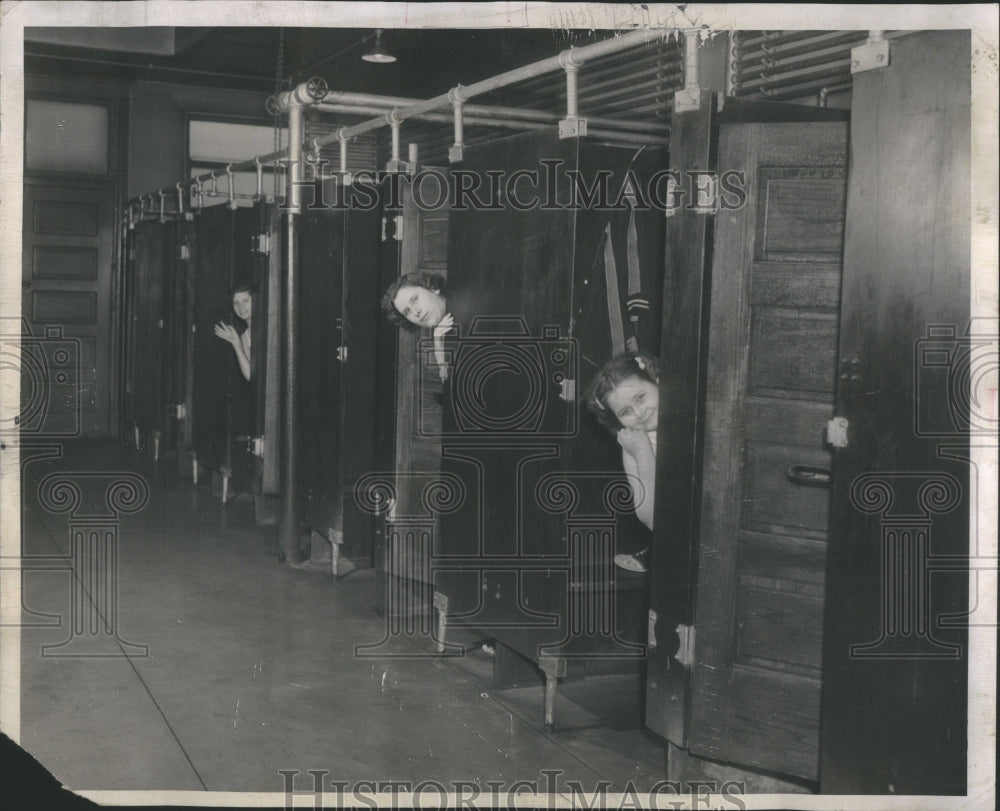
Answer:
[733,30,863,61]
[329,28,670,143]
[312,99,669,135]
[736,41,865,79]
[130,28,673,204]
[818,82,853,107]
[743,73,856,101]
[736,58,852,92]
[279,98,304,564]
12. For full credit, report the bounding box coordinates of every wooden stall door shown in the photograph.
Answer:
[298,207,346,540]
[337,189,387,566]
[161,219,191,458]
[22,180,114,438]
[821,31,970,795]
[128,220,165,452]
[689,120,848,781]
[225,203,272,494]
[379,179,449,574]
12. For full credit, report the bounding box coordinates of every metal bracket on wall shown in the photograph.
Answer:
[851,31,890,74]
[253,234,270,254]
[826,416,849,448]
[558,116,588,139]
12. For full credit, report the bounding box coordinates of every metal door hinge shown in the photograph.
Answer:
[253,234,270,254]
[675,624,695,668]
[179,244,190,260]
[380,215,403,243]
[173,403,187,420]
[336,346,348,362]
[248,436,264,457]
[827,416,849,448]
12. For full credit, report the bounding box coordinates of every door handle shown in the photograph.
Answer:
[787,465,832,488]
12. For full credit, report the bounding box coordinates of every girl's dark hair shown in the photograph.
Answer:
[381,272,447,329]
[584,353,661,432]
[228,283,255,298]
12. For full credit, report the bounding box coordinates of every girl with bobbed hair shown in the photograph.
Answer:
[584,353,661,571]
[214,283,254,382]
[381,271,454,381]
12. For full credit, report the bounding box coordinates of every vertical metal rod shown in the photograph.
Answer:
[158,191,165,224]
[564,64,580,118]
[255,157,264,199]
[452,99,465,146]
[279,100,304,562]
[684,29,700,97]
[389,112,401,163]
[226,164,237,210]
[338,130,348,174]
[176,182,184,214]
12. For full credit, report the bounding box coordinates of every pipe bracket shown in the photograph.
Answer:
[225,164,238,210]
[851,30,890,74]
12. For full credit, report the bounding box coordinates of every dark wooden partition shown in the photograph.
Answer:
[126,220,167,453]
[437,129,666,720]
[160,218,190,459]
[374,178,449,579]
[297,183,384,566]
[821,30,970,794]
[189,203,263,495]
[645,98,853,788]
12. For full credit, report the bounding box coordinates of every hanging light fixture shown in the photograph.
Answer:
[362,29,396,64]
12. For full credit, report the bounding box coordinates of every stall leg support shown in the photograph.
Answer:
[543,673,558,732]
[329,528,343,578]
[433,592,449,653]
[220,467,231,504]
[539,653,567,732]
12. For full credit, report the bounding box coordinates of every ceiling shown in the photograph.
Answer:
[24,26,616,97]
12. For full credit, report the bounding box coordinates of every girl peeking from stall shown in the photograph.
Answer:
[585,353,660,572]
[214,284,253,382]
[381,271,454,381]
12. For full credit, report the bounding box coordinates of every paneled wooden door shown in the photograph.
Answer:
[689,120,848,780]
[22,180,115,438]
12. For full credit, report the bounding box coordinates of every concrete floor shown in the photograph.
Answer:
[15,441,667,800]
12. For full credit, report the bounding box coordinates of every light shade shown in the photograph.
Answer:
[362,29,396,64]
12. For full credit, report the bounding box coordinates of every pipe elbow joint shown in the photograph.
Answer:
[559,49,583,71]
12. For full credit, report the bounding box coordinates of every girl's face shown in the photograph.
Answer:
[604,376,659,432]
[232,291,252,322]
[393,284,446,328]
